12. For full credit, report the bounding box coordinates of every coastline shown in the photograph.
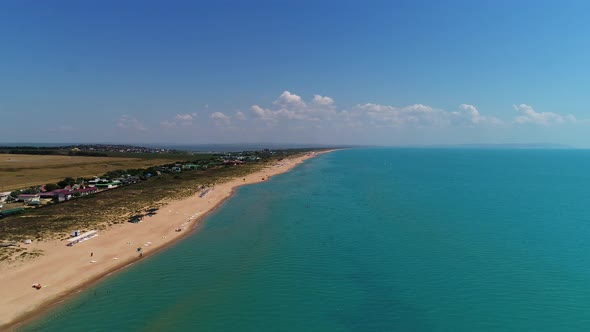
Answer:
[0,150,334,330]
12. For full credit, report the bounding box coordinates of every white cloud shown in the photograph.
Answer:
[117,115,147,131]
[234,111,246,120]
[356,103,396,113]
[175,114,191,121]
[254,93,498,129]
[210,111,230,120]
[312,95,334,106]
[353,103,504,128]
[210,111,231,126]
[159,113,201,128]
[251,105,277,123]
[173,113,198,126]
[274,91,306,108]
[355,103,448,127]
[158,92,586,140]
[513,104,573,125]
[252,91,338,123]
[160,120,176,129]
[451,104,503,126]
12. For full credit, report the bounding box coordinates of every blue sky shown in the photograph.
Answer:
[2,0,590,146]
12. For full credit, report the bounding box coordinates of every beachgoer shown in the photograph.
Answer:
[91,252,93,257]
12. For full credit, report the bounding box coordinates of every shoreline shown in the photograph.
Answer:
[1,150,334,330]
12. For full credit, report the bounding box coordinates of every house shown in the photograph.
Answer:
[117,176,140,185]
[28,198,41,206]
[223,159,244,166]
[87,178,108,187]
[17,194,40,203]
[39,191,57,199]
[75,187,98,196]
[0,192,10,203]
[94,180,121,189]
[55,190,73,202]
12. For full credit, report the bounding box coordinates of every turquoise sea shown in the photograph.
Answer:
[21,148,590,331]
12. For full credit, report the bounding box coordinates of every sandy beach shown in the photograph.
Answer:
[0,151,331,330]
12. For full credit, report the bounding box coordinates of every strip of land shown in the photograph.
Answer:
[0,150,332,330]
[0,154,191,191]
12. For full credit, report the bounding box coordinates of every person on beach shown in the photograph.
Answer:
[91,252,93,257]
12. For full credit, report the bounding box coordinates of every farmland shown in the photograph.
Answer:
[0,154,201,191]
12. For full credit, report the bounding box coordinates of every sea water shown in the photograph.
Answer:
[21,148,590,331]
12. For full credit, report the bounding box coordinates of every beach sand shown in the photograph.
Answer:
[0,151,331,330]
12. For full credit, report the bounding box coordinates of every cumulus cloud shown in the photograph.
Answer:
[355,103,448,127]
[159,112,200,129]
[312,95,334,106]
[234,111,246,120]
[252,91,338,123]
[158,92,585,138]
[175,114,193,121]
[210,111,232,126]
[274,91,306,108]
[451,104,503,126]
[117,115,147,131]
[174,113,198,126]
[513,104,574,125]
[251,105,277,123]
[252,92,506,129]
[352,103,504,128]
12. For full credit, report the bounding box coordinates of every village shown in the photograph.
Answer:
[0,150,266,219]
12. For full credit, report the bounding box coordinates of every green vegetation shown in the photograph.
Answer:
[44,183,59,191]
[0,247,26,263]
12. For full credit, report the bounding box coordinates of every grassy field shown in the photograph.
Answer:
[0,154,202,191]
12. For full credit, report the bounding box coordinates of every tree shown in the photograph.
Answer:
[57,177,75,188]
[45,183,59,191]
[21,187,38,194]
